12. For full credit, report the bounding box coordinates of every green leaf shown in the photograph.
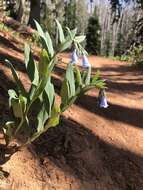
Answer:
[60,79,70,108]
[8,89,17,107]
[8,90,23,118]
[82,85,97,93]
[24,44,39,86]
[55,19,65,43]
[81,70,87,85]
[29,84,37,100]
[61,95,78,112]
[60,64,76,110]
[74,65,82,87]
[8,90,27,118]
[6,60,27,97]
[85,66,91,85]
[37,105,48,133]
[32,78,48,104]
[77,43,88,56]
[19,95,27,113]
[59,36,73,52]
[91,70,100,84]
[45,31,54,57]
[3,121,15,145]
[66,63,75,97]
[49,57,57,72]
[74,35,86,43]
[34,20,47,49]
[82,80,105,93]
[66,27,77,40]
[31,49,50,102]
[43,79,55,116]
[45,105,60,130]
[34,20,52,57]
[12,99,22,118]
[34,20,45,40]
[27,105,60,144]
[39,49,50,79]
[94,80,105,89]
[28,65,50,110]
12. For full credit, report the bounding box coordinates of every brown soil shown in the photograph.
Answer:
[0,30,143,190]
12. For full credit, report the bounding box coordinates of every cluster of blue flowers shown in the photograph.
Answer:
[71,49,90,68]
[71,49,108,108]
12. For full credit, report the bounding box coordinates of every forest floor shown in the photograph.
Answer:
[0,30,143,190]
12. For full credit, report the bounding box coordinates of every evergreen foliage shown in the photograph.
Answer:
[85,7,101,55]
[64,0,77,30]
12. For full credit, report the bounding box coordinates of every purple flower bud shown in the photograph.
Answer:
[98,89,108,108]
[71,49,78,64]
[82,55,91,68]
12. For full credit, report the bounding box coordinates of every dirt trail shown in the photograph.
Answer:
[0,32,143,190]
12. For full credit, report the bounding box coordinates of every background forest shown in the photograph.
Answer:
[0,0,143,60]
[0,0,143,58]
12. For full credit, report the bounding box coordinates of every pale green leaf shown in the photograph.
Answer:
[74,35,86,43]
[59,36,73,52]
[39,49,50,79]
[66,27,77,40]
[45,105,60,130]
[43,79,55,116]
[55,19,65,43]
[85,66,91,85]
[91,70,100,84]
[60,79,70,108]
[3,121,15,145]
[24,44,39,86]
[66,63,75,97]
[8,90,23,118]
[74,65,82,87]
[6,60,27,97]
[45,31,54,57]
[37,105,48,133]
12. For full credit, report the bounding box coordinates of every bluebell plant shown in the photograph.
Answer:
[3,20,106,148]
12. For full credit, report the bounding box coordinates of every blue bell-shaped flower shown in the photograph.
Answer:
[99,97,108,108]
[71,49,78,64]
[98,89,108,108]
[82,55,91,68]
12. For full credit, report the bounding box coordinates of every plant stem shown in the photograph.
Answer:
[14,117,24,136]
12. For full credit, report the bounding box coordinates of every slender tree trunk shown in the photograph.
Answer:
[17,0,24,22]
[16,0,30,25]
[29,0,40,28]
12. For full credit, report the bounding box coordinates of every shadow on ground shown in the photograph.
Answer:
[94,64,143,74]
[0,52,25,72]
[0,36,23,53]
[76,94,143,129]
[107,80,143,93]
[33,116,143,190]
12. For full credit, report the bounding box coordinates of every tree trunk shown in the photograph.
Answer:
[17,0,24,22]
[16,0,30,25]
[29,0,40,28]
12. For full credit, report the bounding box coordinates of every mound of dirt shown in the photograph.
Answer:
[1,117,143,190]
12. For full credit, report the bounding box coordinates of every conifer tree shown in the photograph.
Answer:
[86,7,101,55]
[64,0,77,30]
